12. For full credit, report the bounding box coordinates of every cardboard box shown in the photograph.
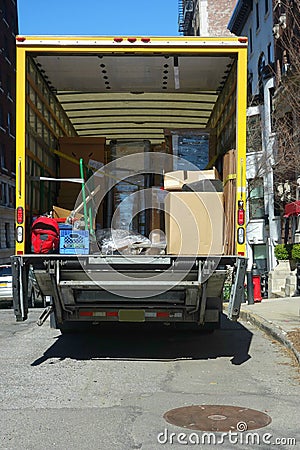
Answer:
[59,137,106,178]
[164,192,224,255]
[164,168,220,191]
[52,206,82,220]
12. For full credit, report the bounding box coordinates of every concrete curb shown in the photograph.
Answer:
[238,308,300,366]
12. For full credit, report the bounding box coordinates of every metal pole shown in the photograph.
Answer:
[247,268,254,305]
[79,158,88,231]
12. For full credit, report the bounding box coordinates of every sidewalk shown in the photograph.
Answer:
[237,297,300,365]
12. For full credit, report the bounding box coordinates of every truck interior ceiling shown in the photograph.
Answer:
[31,52,236,143]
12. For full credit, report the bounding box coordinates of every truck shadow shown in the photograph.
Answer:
[31,314,252,366]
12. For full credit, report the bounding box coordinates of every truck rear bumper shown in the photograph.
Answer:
[11,254,246,326]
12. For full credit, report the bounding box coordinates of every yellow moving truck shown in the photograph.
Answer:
[12,36,247,332]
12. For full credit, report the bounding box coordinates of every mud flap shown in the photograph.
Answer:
[227,257,247,321]
[11,256,28,321]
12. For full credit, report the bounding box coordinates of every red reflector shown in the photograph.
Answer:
[237,209,245,226]
[114,37,123,43]
[141,38,151,43]
[16,36,26,42]
[238,37,248,43]
[16,206,24,224]
[128,38,137,43]
[79,311,93,317]
[238,252,245,256]
[17,251,24,255]
[106,311,118,317]
[157,312,169,318]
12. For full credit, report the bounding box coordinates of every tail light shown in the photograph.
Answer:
[237,200,245,226]
[16,206,24,224]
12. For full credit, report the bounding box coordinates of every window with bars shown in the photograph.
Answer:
[248,178,265,219]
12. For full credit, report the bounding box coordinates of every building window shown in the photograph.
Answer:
[10,147,16,174]
[258,53,266,74]
[7,112,11,135]
[253,244,267,272]
[0,182,8,205]
[269,88,274,132]
[3,36,10,62]
[249,28,253,53]
[249,178,265,219]
[267,43,272,64]
[247,114,262,153]
[265,0,269,15]
[7,112,14,137]
[0,144,6,169]
[2,0,8,22]
[256,2,260,30]
[0,105,5,130]
[5,223,10,248]
[6,74,12,99]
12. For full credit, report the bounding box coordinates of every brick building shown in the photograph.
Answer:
[0,0,18,264]
[179,0,236,36]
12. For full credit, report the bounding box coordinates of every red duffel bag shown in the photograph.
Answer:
[31,216,60,254]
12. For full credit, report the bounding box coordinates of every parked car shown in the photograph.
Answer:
[0,264,13,302]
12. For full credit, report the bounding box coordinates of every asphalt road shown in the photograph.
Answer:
[0,307,299,450]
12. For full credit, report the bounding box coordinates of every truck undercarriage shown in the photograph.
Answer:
[12,254,246,332]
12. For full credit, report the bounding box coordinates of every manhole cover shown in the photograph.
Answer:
[163,405,272,432]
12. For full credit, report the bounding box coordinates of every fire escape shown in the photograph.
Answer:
[178,0,194,35]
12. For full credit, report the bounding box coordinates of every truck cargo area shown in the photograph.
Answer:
[13,37,248,330]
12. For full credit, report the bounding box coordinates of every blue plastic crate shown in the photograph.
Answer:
[59,225,89,255]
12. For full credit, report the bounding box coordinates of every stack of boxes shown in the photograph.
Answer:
[110,140,151,235]
[163,169,225,255]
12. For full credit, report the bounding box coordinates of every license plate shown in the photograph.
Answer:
[118,310,145,322]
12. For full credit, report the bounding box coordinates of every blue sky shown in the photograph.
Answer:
[17,0,180,36]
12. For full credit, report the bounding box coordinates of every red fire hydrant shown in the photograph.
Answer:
[252,264,262,302]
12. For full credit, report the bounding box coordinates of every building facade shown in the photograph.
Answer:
[179,0,284,276]
[0,0,18,264]
[228,1,286,275]
[179,0,236,36]
[272,0,300,245]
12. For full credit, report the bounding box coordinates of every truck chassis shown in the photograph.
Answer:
[12,254,246,332]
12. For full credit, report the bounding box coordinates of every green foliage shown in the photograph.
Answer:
[291,244,300,261]
[223,282,247,301]
[274,243,293,260]
[223,283,231,301]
